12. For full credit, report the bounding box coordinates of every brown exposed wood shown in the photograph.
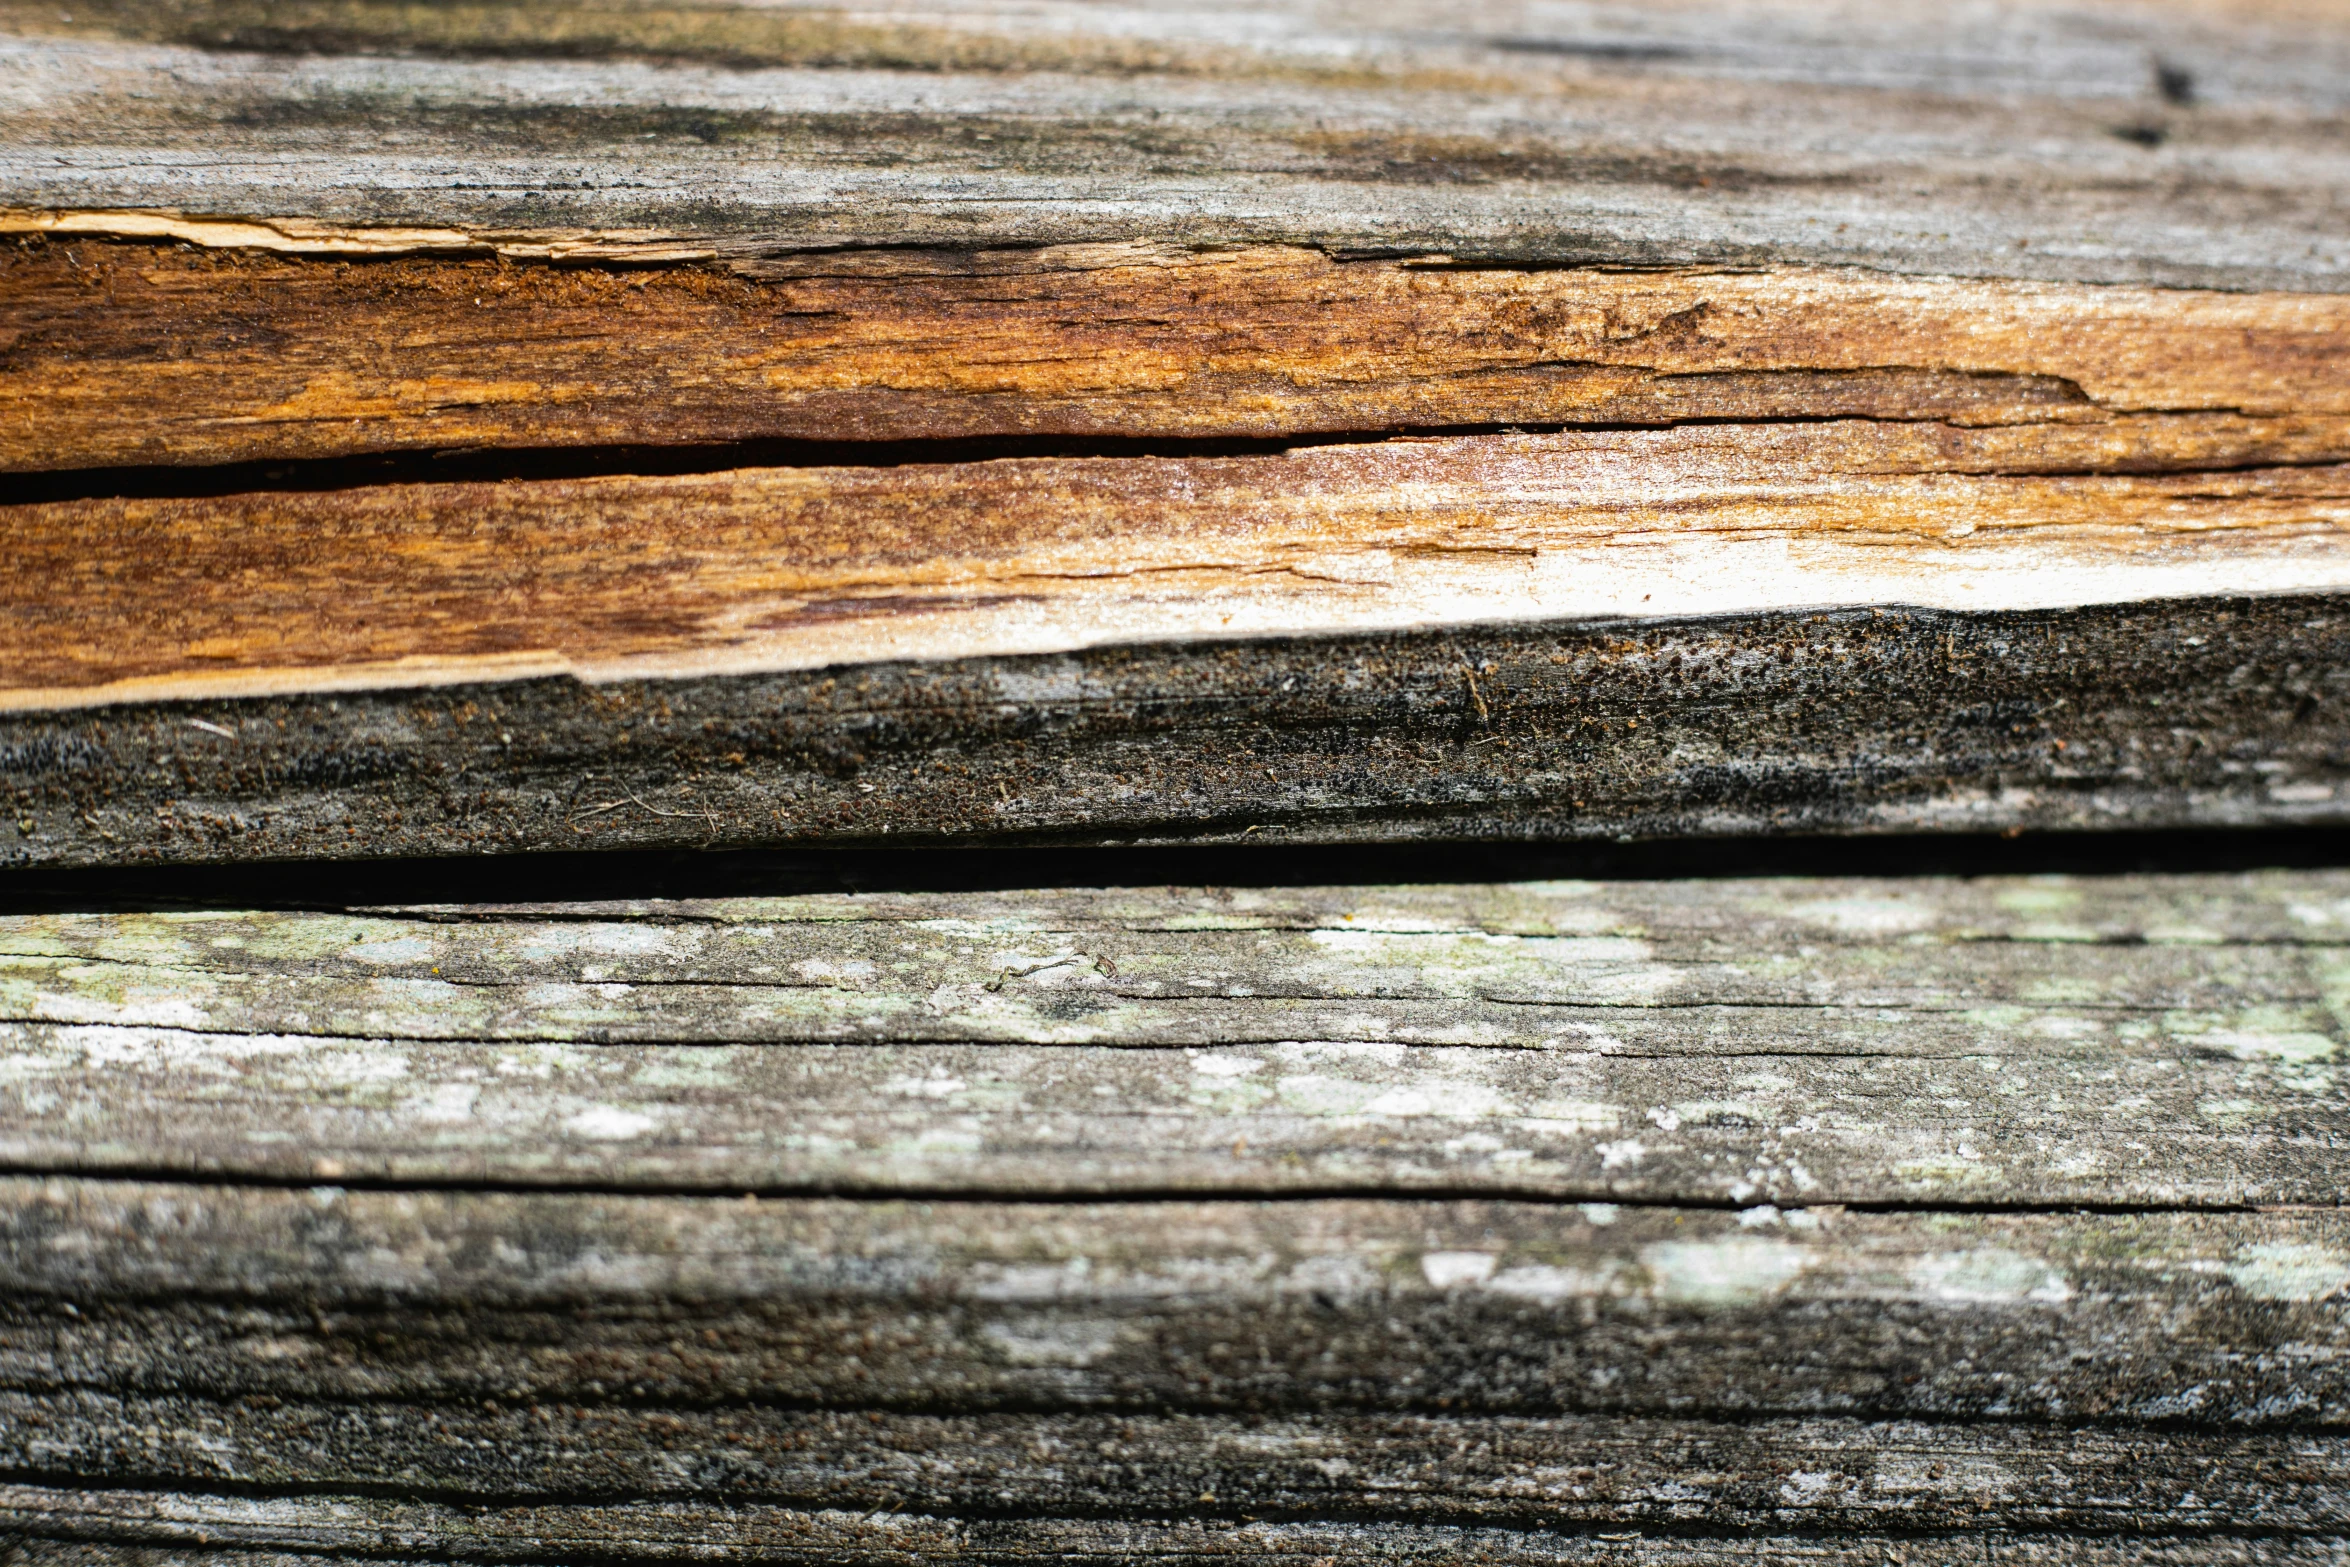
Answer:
[9,424,2349,710]
[6,239,2348,473]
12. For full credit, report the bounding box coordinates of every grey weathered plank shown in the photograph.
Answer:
[10,597,2350,868]
[8,0,2350,292]
[1,873,2345,1558]
[0,872,2344,1202]
[7,1181,2348,1423]
[3,1489,2341,1567]
[4,1023,2336,1204]
[11,1392,2350,1535]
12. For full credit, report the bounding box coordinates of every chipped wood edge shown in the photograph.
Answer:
[0,208,718,262]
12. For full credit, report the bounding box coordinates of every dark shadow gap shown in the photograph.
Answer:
[3,400,2160,507]
[5,827,2350,915]
[7,428,1558,506]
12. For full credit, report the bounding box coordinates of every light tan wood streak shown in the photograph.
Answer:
[7,423,2349,709]
[4,242,2348,471]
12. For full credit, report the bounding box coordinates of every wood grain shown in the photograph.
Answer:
[2,874,2346,1203]
[6,240,2348,473]
[7,1181,2350,1426]
[2,873,2345,1559]
[6,0,2349,292]
[10,425,2350,709]
[8,595,2350,867]
[7,1493,2341,1566]
[13,1395,2349,1535]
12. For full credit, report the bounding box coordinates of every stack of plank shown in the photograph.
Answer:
[4,1,2350,1561]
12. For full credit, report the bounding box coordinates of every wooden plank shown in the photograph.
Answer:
[6,595,2350,867]
[5,4,2348,861]
[1,873,2344,1202]
[13,1394,2350,1535]
[1,872,2343,1559]
[7,1181,2349,1423]
[5,0,2349,292]
[7,1023,2336,1203]
[7,240,2347,475]
[4,1491,2341,1567]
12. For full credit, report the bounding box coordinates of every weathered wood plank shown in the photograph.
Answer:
[19,1375,2350,1531]
[6,597,2349,866]
[1,873,2343,1202]
[4,1491,2341,1567]
[6,7,2348,860]
[6,0,2349,292]
[7,239,2347,475]
[7,1182,2347,1423]
[14,1394,2350,1535]
[7,1022,2334,1203]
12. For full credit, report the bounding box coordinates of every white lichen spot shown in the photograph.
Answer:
[981,1318,1125,1367]
[1784,896,1934,936]
[2226,1242,2350,1302]
[792,957,880,986]
[564,1105,658,1140]
[1909,1249,2073,1304]
[342,938,436,965]
[2218,1032,2337,1065]
[1522,1101,1623,1134]
[1188,1053,1263,1077]
[1778,1470,1848,1506]
[1420,1251,1500,1288]
[1595,1138,1647,1169]
[1363,1081,1512,1118]
[1640,1238,1813,1305]
[883,1073,969,1099]
[403,1082,479,1124]
[1276,1074,1377,1116]
[1874,1455,2014,1496]
[1486,1262,1628,1302]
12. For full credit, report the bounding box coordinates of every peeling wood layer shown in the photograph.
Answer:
[7,240,2349,474]
[5,596,2350,867]
[9,427,2350,708]
[2,873,2347,1202]
[4,1,2350,291]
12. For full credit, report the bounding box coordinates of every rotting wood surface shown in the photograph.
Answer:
[9,241,2349,476]
[12,416,2350,708]
[4,2,2350,856]
[1,871,2347,1560]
